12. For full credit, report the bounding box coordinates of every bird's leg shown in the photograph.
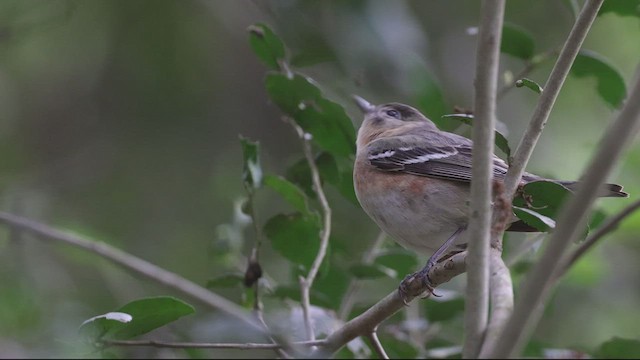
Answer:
[398,226,466,305]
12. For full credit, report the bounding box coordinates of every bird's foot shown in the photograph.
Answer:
[397,262,440,306]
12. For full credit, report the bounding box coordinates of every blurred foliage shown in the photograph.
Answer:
[1,0,640,358]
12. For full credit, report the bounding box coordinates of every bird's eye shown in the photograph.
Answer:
[386,109,401,119]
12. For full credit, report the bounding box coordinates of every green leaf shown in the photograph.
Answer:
[516,78,543,94]
[206,273,244,288]
[441,114,511,158]
[512,180,573,220]
[264,212,320,269]
[290,33,337,67]
[265,73,356,158]
[79,297,195,341]
[247,23,286,70]
[271,285,334,309]
[264,175,314,216]
[425,297,465,322]
[513,206,556,232]
[501,23,535,60]
[285,152,358,205]
[348,264,390,279]
[598,0,640,17]
[239,136,262,191]
[595,337,640,359]
[571,50,627,108]
[411,69,453,131]
[374,249,419,280]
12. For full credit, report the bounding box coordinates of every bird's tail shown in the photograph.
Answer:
[556,181,629,198]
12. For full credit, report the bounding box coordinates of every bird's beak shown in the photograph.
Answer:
[352,95,375,114]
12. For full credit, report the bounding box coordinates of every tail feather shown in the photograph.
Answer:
[556,181,628,198]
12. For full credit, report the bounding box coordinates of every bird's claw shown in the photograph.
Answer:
[397,269,438,305]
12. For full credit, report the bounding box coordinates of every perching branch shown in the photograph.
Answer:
[465,0,505,357]
[492,67,640,358]
[365,330,390,360]
[287,118,333,342]
[0,212,262,332]
[503,0,605,198]
[317,250,468,356]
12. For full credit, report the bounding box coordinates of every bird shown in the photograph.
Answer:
[351,96,628,297]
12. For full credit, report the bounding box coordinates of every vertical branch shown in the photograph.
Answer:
[288,119,333,342]
[464,0,505,357]
[503,0,605,198]
[491,69,640,358]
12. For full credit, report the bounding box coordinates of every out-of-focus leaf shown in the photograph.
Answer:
[571,50,626,108]
[247,23,286,70]
[271,285,334,309]
[285,152,358,205]
[290,34,337,67]
[516,78,543,94]
[79,297,194,341]
[382,336,420,359]
[265,73,356,158]
[501,23,535,60]
[513,206,556,232]
[264,212,320,269]
[206,273,244,289]
[598,0,640,17]
[348,264,390,279]
[512,180,572,220]
[239,136,262,192]
[264,175,314,216]
[441,114,511,158]
[411,69,452,131]
[313,259,350,309]
[425,297,465,322]
[373,249,419,279]
[595,337,640,359]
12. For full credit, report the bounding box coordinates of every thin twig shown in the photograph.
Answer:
[465,0,505,357]
[287,119,333,342]
[0,212,262,332]
[555,198,640,279]
[338,231,387,320]
[491,64,640,358]
[496,50,556,101]
[503,0,605,199]
[100,339,325,350]
[317,250,468,356]
[365,330,390,359]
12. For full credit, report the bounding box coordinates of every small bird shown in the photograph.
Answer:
[352,96,628,295]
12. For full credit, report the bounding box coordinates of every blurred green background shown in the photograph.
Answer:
[1,0,639,358]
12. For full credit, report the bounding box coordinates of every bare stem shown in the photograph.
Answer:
[503,0,605,198]
[491,66,640,358]
[338,231,387,320]
[465,0,505,357]
[0,212,261,331]
[100,339,325,350]
[365,330,390,359]
[555,198,640,279]
[478,250,513,357]
[287,119,333,342]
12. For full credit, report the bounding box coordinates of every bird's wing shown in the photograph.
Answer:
[366,136,509,183]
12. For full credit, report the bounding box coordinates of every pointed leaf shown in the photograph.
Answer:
[247,23,286,70]
[512,180,572,220]
[513,206,556,232]
[441,114,511,157]
[571,50,627,108]
[79,297,194,341]
[515,78,543,94]
[264,175,314,216]
[239,136,262,191]
[264,212,320,269]
[598,0,640,17]
[265,73,356,157]
[501,23,535,60]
